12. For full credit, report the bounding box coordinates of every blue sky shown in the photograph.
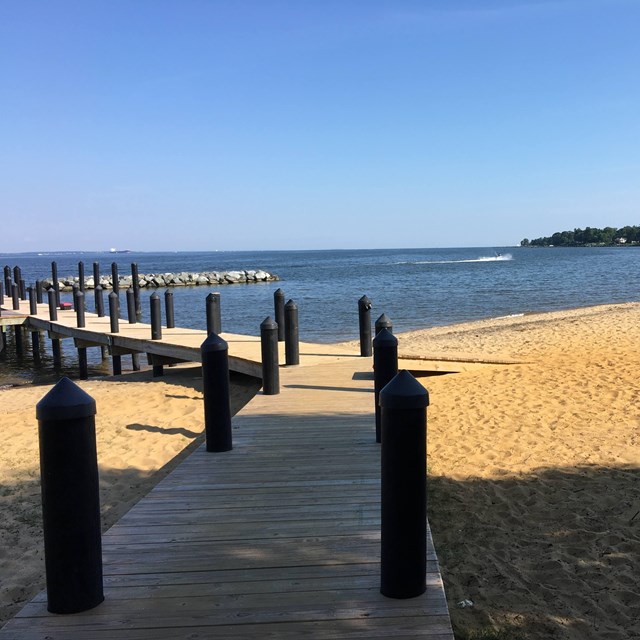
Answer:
[2,0,639,251]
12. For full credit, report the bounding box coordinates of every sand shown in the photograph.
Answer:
[1,303,640,638]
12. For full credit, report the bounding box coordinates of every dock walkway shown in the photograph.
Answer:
[0,297,454,638]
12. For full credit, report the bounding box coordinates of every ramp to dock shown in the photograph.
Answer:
[0,351,454,639]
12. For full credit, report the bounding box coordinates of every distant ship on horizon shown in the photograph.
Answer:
[109,248,133,254]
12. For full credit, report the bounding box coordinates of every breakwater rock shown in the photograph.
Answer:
[43,270,279,291]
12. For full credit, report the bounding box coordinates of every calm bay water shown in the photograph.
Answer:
[2,246,640,384]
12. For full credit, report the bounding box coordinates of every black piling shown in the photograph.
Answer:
[111,262,119,295]
[274,288,285,341]
[201,333,233,452]
[14,324,23,355]
[36,279,43,304]
[358,295,373,357]
[150,293,162,340]
[36,378,104,613]
[93,262,100,290]
[164,290,175,329]
[108,292,119,333]
[379,370,429,599]
[72,284,79,311]
[0,281,4,304]
[94,285,104,317]
[76,291,88,379]
[51,261,60,308]
[19,279,27,300]
[29,286,41,356]
[260,317,279,395]
[13,265,21,289]
[206,292,221,335]
[78,261,85,293]
[131,263,141,318]
[284,299,300,366]
[12,283,20,310]
[373,327,398,443]
[48,289,61,367]
[3,265,10,295]
[126,288,137,324]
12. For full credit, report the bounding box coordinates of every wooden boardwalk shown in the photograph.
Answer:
[0,293,454,638]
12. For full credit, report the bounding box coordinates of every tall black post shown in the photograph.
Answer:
[358,295,373,357]
[78,261,85,292]
[76,291,88,379]
[36,279,43,304]
[3,265,10,295]
[111,262,119,295]
[379,370,429,599]
[206,292,221,335]
[29,286,40,356]
[150,293,162,340]
[12,283,20,310]
[373,327,399,443]
[47,289,61,367]
[284,299,300,366]
[51,261,60,309]
[94,286,105,317]
[126,288,137,324]
[131,263,141,317]
[260,317,279,395]
[164,290,175,329]
[13,265,21,289]
[201,333,233,452]
[108,292,119,333]
[375,313,393,336]
[0,281,4,305]
[36,378,104,613]
[93,262,100,290]
[28,286,38,315]
[19,279,27,300]
[274,288,285,341]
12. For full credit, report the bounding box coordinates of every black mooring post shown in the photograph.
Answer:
[206,292,221,335]
[201,333,233,452]
[131,263,141,317]
[36,378,104,613]
[274,288,285,342]
[164,290,175,329]
[28,286,40,354]
[0,281,4,304]
[375,313,393,336]
[12,283,20,310]
[51,261,60,309]
[76,291,86,328]
[78,261,85,293]
[95,285,104,317]
[150,293,162,340]
[126,288,136,324]
[28,285,38,315]
[36,279,43,304]
[48,288,58,321]
[14,324,23,355]
[108,292,119,333]
[260,316,279,395]
[19,279,27,300]
[112,355,122,375]
[111,262,119,295]
[373,327,398,443]
[284,299,300,366]
[3,265,10,294]
[76,291,87,380]
[358,295,373,357]
[13,265,21,289]
[93,262,100,290]
[380,370,429,599]
[48,287,61,368]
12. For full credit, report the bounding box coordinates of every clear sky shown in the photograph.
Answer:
[2,0,639,252]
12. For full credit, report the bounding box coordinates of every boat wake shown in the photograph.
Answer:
[400,253,514,265]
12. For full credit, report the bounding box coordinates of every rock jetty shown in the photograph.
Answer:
[42,270,279,291]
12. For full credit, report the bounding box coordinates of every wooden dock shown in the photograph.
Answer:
[0,296,455,639]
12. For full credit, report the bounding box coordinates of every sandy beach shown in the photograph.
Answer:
[1,302,640,638]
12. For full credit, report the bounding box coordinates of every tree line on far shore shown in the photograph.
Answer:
[521,225,640,247]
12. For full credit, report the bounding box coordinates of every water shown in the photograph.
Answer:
[2,246,640,384]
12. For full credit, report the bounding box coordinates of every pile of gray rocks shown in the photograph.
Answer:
[42,270,279,291]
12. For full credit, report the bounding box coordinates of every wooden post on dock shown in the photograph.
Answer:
[47,289,62,368]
